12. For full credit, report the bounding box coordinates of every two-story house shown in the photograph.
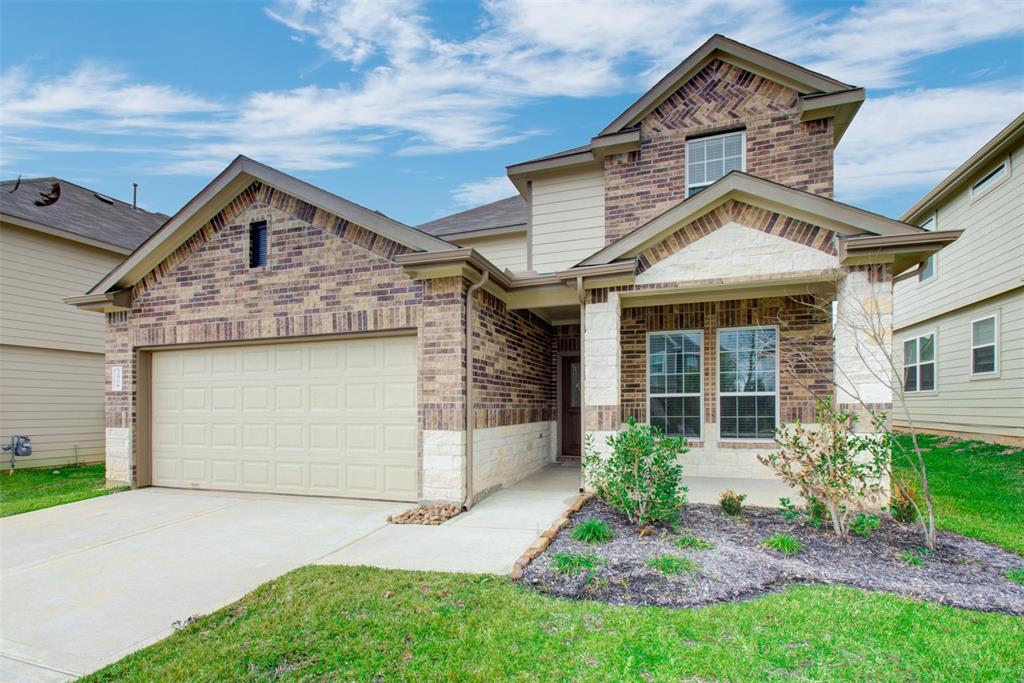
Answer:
[70,35,957,505]
[893,114,1023,446]
[1,178,166,469]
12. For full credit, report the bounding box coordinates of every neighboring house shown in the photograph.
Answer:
[893,114,1023,446]
[70,35,957,505]
[1,178,166,469]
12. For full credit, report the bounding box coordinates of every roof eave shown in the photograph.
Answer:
[0,212,133,254]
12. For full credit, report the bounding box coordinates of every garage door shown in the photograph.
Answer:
[151,336,418,500]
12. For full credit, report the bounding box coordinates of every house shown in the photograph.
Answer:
[1,178,166,469]
[69,35,958,505]
[893,113,1023,446]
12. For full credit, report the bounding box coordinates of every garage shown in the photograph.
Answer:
[150,336,418,501]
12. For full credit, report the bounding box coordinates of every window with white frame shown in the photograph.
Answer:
[718,327,777,440]
[903,333,935,392]
[918,216,935,282]
[686,131,744,197]
[971,161,1007,198]
[648,331,702,439]
[971,315,998,375]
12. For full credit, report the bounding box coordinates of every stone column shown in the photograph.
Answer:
[583,289,621,460]
[104,312,135,487]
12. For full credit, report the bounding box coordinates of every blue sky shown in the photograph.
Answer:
[2,0,1022,225]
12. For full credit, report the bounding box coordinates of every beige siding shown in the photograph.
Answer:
[530,168,605,273]
[0,345,106,469]
[452,231,528,273]
[0,222,124,353]
[894,289,1024,441]
[894,144,1023,330]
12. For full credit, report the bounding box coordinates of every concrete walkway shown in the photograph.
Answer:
[0,466,578,681]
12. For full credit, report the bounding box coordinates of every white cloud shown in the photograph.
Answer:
[451,175,516,207]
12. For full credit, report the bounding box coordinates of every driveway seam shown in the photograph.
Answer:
[0,651,82,678]
[309,523,391,563]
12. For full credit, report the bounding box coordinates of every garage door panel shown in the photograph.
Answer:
[152,337,417,501]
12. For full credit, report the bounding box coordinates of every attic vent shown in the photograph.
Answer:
[94,193,115,205]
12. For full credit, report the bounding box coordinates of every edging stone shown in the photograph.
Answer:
[510,491,594,580]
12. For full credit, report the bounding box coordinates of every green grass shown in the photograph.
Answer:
[82,565,1024,682]
[893,433,1024,554]
[647,555,702,576]
[1007,569,1024,587]
[674,534,714,551]
[550,552,603,576]
[0,464,125,517]
[762,533,804,557]
[570,518,615,544]
[900,551,924,567]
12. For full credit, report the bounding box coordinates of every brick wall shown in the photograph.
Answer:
[604,59,835,244]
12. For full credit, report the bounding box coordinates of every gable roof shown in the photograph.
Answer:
[599,34,862,138]
[578,171,923,267]
[85,156,454,296]
[0,176,167,253]
[417,195,527,238]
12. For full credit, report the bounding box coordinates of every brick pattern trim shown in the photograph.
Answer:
[604,59,834,244]
[637,200,837,273]
[584,405,620,431]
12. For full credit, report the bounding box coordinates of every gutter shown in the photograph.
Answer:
[463,270,490,510]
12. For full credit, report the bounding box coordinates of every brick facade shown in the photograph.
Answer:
[604,59,835,244]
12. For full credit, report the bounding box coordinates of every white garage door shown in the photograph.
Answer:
[151,336,418,501]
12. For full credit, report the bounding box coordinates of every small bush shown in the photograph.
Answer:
[1006,569,1024,586]
[762,533,804,557]
[779,497,801,522]
[719,489,746,516]
[571,518,615,544]
[550,552,604,576]
[851,513,881,537]
[901,551,924,567]
[675,534,714,551]
[807,497,828,529]
[647,555,701,576]
[889,479,920,524]
[584,417,688,527]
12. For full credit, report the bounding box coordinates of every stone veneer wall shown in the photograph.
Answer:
[603,59,835,244]
[104,181,468,502]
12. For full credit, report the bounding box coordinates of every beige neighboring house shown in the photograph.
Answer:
[893,113,1024,446]
[0,178,166,469]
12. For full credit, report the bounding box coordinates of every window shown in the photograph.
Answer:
[918,216,935,282]
[686,131,744,197]
[249,221,268,268]
[718,327,777,440]
[648,331,702,439]
[971,161,1007,198]
[903,333,935,392]
[971,315,998,375]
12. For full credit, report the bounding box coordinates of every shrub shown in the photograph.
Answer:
[719,489,746,516]
[675,534,714,551]
[889,478,920,524]
[583,417,688,527]
[851,513,881,537]
[550,552,603,576]
[762,533,804,557]
[901,550,924,567]
[647,555,701,576]
[1006,569,1024,586]
[779,497,801,522]
[571,518,615,544]
[761,398,888,539]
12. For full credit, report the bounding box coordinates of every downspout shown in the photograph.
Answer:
[577,275,586,494]
[463,270,489,510]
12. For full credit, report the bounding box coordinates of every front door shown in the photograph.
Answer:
[560,356,581,457]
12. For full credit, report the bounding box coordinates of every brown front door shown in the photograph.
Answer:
[560,356,581,457]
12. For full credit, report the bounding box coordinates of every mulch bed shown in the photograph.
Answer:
[388,503,461,525]
[522,499,1024,615]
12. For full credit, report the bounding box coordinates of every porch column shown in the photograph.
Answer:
[583,289,621,459]
[834,264,894,430]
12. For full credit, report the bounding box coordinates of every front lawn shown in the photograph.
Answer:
[84,566,1024,681]
[894,433,1024,555]
[0,463,125,517]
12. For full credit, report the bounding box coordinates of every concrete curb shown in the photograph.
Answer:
[510,491,594,580]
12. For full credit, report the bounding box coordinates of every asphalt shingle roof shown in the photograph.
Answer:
[0,177,168,251]
[417,195,527,237]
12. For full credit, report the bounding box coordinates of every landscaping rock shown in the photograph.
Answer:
[522,499,1024,615]
[389,504,461,525]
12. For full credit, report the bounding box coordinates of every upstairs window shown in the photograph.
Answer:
[686,131,745,197]
[970,161,1007,198]
[971,315,998,375]
[918,216,936,282]
[903,333,935,392]
[249,221,268,268]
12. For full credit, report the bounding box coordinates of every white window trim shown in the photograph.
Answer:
[716,325,780,442]
[970,313,999,378]
[685,130,746,198]
[969,157,1010,201]
[918,213,937,285]
[903,331,938,394]
[646,329,704,441]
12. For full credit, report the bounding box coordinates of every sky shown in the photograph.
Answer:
[1,0,1022,225]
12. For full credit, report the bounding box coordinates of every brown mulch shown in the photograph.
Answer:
[388,503,461,525]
